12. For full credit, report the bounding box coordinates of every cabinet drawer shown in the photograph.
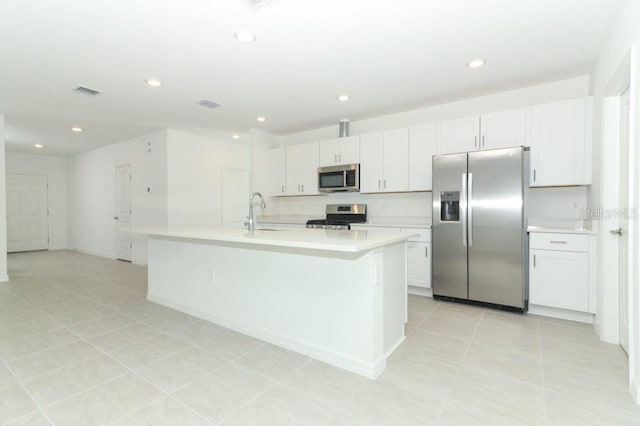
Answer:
[401,227,431,242]
[529,233,588,252]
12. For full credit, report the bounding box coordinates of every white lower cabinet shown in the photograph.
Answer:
[529,232,594,314]
[351,224,431,291]
[407,241,431,289]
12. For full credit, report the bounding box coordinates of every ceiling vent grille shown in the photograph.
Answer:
[197,99,223,109]
[72,86,102,97]
[239,0,279,12]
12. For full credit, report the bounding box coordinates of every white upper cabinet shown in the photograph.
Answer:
[529,97,592,187]
[480,108,527,150]
[284,142,319,195]
[271,147,286,196]
[319,135,360,166]
[360,129,409,193]
[437,116,480,155]
[408,123,437,191]
[437,108,527,155]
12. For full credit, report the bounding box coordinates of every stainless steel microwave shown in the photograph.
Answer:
[318,164,360,192]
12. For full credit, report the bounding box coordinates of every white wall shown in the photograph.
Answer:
[67,130,169,264]
[166,129,250,227]
[280,76,590,145]
[6,152,68,250]
[590,0,640,404]
[0,115,7,281]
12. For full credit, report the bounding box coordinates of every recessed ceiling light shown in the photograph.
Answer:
[34,144,43,148]
[71,127,83,132]
[337,94,350,102]
[467,58,487,69]
[232,134,240,140]
[234,30,256,44]
[256,116,267,122]
[146,78,163,87]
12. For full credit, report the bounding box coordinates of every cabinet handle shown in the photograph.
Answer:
[474,136,478,148]
[425,246,428,257]
[533,254,536,268]
[301,184,304,192]
[334,154,338,163]
[281,185,284,193]
[383,179,387,189]
[482,135,485,147]
[339,154,342,163]
[533,169,536,182]
[378,179,381,189]
[549,240,568,244]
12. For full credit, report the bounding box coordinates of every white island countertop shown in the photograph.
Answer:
[137,226,417,254]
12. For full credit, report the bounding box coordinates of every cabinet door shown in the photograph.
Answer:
[529,97,587,187]
[271,148,287,196]
[285,145,303,195]
[359,132,384,193]
[529,249,589,311]
[437,116,480,155]
[300,142,319,195]
[407,241,430,288]
[319,138,341,166]
[382,128,409,192]
[338,135,360,164]
[480,108,527,150]
[408,123,437,191]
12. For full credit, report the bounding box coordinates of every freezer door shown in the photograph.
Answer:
[467,147,524,308]
[432,153,468,300]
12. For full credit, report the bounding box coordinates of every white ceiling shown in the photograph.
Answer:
[0,0,623,156]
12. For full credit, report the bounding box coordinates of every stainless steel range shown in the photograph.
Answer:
[306,204,367,230]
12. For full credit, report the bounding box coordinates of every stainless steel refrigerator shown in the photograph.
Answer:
[432,146,528,311]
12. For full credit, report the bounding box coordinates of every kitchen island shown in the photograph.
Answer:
[141,226,414,379]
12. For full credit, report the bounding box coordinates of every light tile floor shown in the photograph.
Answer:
[1,250,639,425]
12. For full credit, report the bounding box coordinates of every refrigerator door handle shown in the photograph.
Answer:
[461,173,467,247]
[468,172,473,246]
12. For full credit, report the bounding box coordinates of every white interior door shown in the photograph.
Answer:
[618,87,630,355]
[115,165,132,261]
[6,174,49,252]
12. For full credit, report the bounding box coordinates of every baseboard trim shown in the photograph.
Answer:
[73,248,115,260]
[148,294,388,379]
[0,275,9,283]
[631,377,640,405]
[528,304,594,324]
[408,286,433,297]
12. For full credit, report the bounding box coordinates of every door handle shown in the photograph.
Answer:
[468,173,473,246]
[610,228,623,236]
[461,173,467,247]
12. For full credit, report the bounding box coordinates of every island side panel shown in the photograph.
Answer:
[146,236,404,378]
[383,242,407,356]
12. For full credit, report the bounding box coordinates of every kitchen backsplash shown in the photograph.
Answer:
[268,186,588,222]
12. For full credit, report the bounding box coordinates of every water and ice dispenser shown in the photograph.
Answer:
[440,191,460,222]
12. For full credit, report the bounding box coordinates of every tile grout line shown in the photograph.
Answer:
[432,306,486,424]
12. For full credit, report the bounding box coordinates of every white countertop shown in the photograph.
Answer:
[136,226,417,253]
[257,215,309,225]
[527,219,596,235]
[527,226,597,235]
[353,217,432,229]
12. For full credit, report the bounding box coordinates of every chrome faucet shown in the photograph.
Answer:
[247,192,266,231]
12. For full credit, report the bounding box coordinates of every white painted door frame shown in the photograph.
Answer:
[600,46,639,404]
[115,164,132,262]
